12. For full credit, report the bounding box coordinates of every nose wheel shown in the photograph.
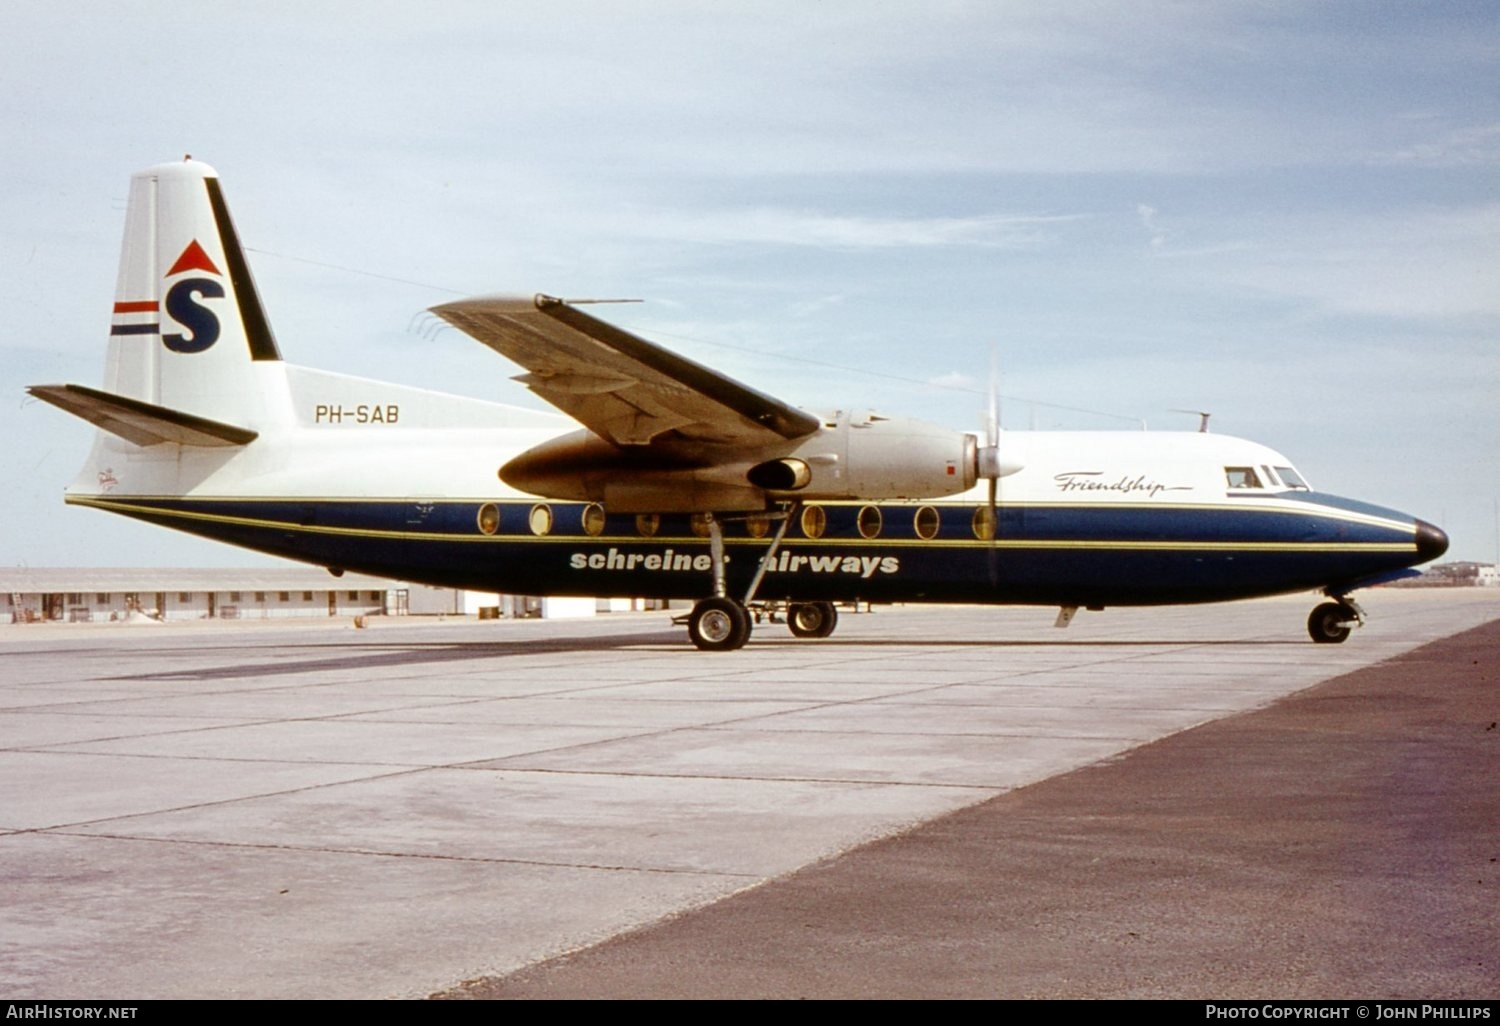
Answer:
[1307,600,1360,644]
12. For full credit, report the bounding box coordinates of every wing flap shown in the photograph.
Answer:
[431,294,820,448]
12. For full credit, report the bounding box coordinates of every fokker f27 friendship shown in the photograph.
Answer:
[30,159,1448,649]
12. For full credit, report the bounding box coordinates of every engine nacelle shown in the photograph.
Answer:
[765,411,978,501]
[499,412,1009,513]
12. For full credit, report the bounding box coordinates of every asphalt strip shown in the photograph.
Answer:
[439,618,1500,999]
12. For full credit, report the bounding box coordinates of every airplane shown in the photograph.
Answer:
[28,158,1449,651]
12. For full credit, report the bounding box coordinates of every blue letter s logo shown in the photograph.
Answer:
[162,278,224,353]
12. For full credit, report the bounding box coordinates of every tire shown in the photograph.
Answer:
[688,597,751,651]
[1307,601,1353,644]
[787,601,838,639]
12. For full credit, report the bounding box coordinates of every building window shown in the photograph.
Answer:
[229,592,241,603]
[98,593,111,604]
[178,592,191,603]
[303,591,313,601]
[347,590,358,601]
[255,592,266,602]
[368,591,380,601]
[279,592,289,602]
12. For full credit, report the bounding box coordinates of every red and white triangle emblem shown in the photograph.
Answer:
[166,239,221,277]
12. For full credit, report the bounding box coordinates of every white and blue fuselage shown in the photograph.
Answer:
[31,159,1448,647]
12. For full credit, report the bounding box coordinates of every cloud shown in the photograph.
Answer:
[1136,203,1167,248]
[924,371,979,393]
[1386,122,1500,168]
[607,207,1080,250]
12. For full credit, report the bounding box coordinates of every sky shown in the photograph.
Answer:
[2,0,1497,566]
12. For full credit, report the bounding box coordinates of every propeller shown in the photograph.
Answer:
[974,350,1002,543]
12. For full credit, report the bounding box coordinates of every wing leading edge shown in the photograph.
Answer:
[430,295,820,448]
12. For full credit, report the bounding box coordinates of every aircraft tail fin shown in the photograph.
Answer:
[101,157,282,428]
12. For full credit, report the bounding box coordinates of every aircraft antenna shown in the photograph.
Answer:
[1170,409,1211,433]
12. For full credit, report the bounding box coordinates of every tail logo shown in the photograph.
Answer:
[162,240,224,354]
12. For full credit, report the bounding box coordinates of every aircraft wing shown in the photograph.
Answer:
[430,295,820,448]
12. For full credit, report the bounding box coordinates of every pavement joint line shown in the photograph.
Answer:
[689,725,1148,741]
[27,830,764,878]
[451,764,1008,790]
[5,763,434,834]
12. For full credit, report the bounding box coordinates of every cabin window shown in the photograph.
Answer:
[528,504,553,536]
[582,504,606,537]
[1275,466,1310,490]
[1261,466,1282,487]
[690,513,713,538]
[476,502,500,535]
[1225,467,1263,489]
[801,505,827,539]
[914,506,941,540]
[857,505,883,539]
[745,514,771,539]
[635,513,660,538]
[972,505,996,541]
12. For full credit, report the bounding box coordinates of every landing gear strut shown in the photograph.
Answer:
[681,507,797,652]
[1307,596,1364,644]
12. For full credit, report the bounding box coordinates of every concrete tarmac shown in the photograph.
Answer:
[2,590,1496,998]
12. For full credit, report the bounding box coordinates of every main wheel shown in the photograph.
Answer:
[787,601,838,639]
[688,597,751,651]
[1307,601,1354,644]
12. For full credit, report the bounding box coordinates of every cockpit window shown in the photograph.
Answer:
[1225,466,1262,489]
[1275,466,1310,490]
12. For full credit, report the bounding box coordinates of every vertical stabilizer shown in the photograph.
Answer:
[103,158,281,427]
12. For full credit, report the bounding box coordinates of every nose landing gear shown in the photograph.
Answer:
[1307,595,1364,644]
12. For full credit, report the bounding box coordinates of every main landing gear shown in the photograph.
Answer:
[678,507,841,651]
[1307,595,1365,644]
[787,601,838,639]
[688,597,841,650]
[687,596,752,651]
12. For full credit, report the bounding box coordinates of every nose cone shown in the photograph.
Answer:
[1414,519,1449,563]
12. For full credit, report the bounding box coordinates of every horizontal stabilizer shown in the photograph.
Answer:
[27,383,258,448]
